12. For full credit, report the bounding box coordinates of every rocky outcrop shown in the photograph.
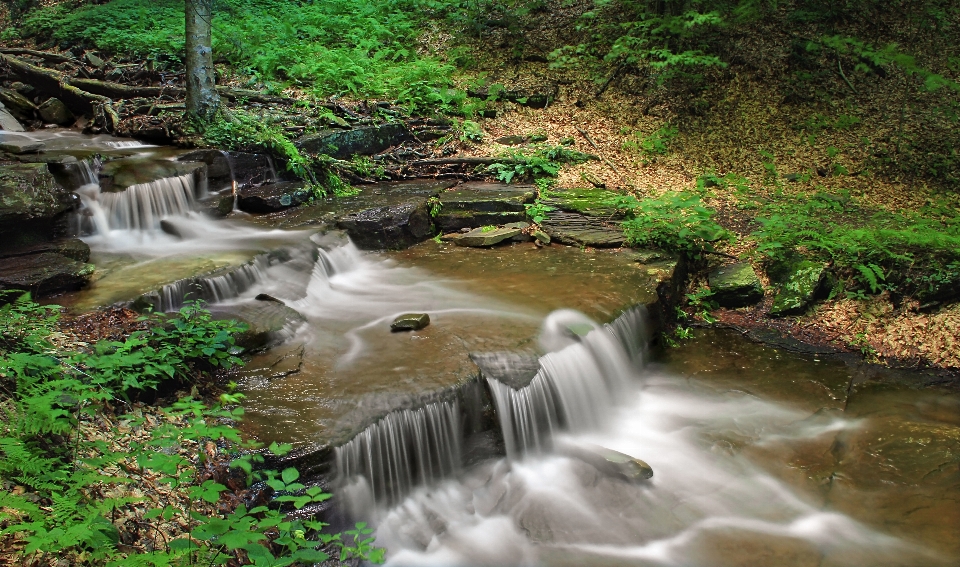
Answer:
[435,182,535,232]
[540,210,625,248]
[237,181,312,213]
[709,262,764,308]
[0,252,95,296]
[0,162,78,248]
[338,199,434,250]
[295,122,410,159]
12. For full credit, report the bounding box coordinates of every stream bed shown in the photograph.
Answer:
[30,135,958,567]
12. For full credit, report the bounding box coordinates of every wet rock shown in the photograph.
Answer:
[540,210,624,248]
[769,261,828,317]
[295,122,410,159]
[435,182,535,232]
[159,219,183,238]
[557,441,653,482]
[0,162,76,248]
[255,293,284,304]
[0,103,25,132]
[0,238,90,263]
[177,150,280,192]
[37,97,74,125]
[338,198,434,250]
[0,134,43,154]
[210,301,306,351]
[708,262,763,308]
[532,229,551,245]
[455,226,522,247]
[0,252,95,296]
[237,181,313,213]
[0,89,37,122]
[390,313,430,332]
[471,352,541,389]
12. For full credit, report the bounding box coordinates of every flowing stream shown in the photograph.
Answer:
[55,138,959,567]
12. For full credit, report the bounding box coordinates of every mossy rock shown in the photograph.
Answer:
[545,187,622,218]
[769,261,828,317]
[708,262,764,308]
[295,123,410,159]
[0,253,95,296]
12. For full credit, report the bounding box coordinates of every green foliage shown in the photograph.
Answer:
[325,171,360,197]
[203,109,312,180]
[0,295,384,565]
[486,145,595,183]
[525,199,555,224]
[459,120,485,143]
[609,192,733,257]
[750,193,960,298]
[623,124,678,163]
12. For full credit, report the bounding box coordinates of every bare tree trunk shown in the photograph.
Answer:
[185,0,219,122]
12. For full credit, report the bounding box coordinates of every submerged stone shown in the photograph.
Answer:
[709,262,764,308]
[391,313,430,332]
[455,226,522,247]
[769,261,828,317]
[559,441,654,482]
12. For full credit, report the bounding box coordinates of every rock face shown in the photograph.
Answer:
[541,210,625,248]
[390,313,430,332]
[338,199,433,250]
[769,261,828,317]
[237,181,312,213]
[37,97,74,125]
[435,182,535,232]
[0,103,25,132]
[455,225,523,247]
[0,252,95,296]
[0,88,37,122]
[177,150,280,191]
[295,123,410,158]
[0,162,78,248]
[709,262,764,307]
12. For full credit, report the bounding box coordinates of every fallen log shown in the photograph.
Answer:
[0,48,78,64]
[0,53,118,131]
[406,157,516,167]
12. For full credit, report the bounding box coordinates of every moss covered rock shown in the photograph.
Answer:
[708,262,764,307]
[769,261,828,317]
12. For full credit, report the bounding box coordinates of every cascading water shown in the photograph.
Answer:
[488,308,643,459]
[335,400,463,512]
[75,173,198,234]
[152,255,270,312]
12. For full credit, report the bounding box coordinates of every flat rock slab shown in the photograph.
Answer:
[391,313,430,332]
[709,262,764,308]
[0,252,94,296]
[544,187,623,218]
[541,210,625,248]
[0,238,90,262]
[436,182,535,232]
[455,226,522,247]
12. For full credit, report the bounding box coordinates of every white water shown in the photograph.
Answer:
[368,311,946,567]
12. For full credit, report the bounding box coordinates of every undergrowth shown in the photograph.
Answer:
[0,293,382,566]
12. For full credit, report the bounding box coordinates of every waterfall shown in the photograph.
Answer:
[488,308,646,459]
[76,174,198,234]
[335,400,463,510]
[153,256,270,312]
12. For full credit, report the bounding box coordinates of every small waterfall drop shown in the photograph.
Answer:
[489,308,644,459]
[76,174,198,233]
[153,256,270,312]
[335,400,463,511]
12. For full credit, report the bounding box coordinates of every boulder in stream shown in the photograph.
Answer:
[0,162,78,248]
[0,252,95,296]
[337,199,434,250]
[390,313,430,332]
[237,181,313,213]
[708,262,764,308]
[557,441,654,482]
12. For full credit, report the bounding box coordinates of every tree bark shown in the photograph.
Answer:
[185,0,219,122]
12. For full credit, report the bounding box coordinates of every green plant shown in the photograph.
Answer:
[525,199,554,224]
[486,145,594,183]
[609,192,733,257]
[480,225,497,232]
[686,287,718,323]
[427,196,443,218]
[624,124,678,162]
[326,171,360,197]
[459,120,484,143]
[203,109,314,181]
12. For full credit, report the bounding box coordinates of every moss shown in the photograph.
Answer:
[549,187,620,217]
[769,261,827,317]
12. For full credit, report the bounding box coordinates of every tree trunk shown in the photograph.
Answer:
[185,0,219,122]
